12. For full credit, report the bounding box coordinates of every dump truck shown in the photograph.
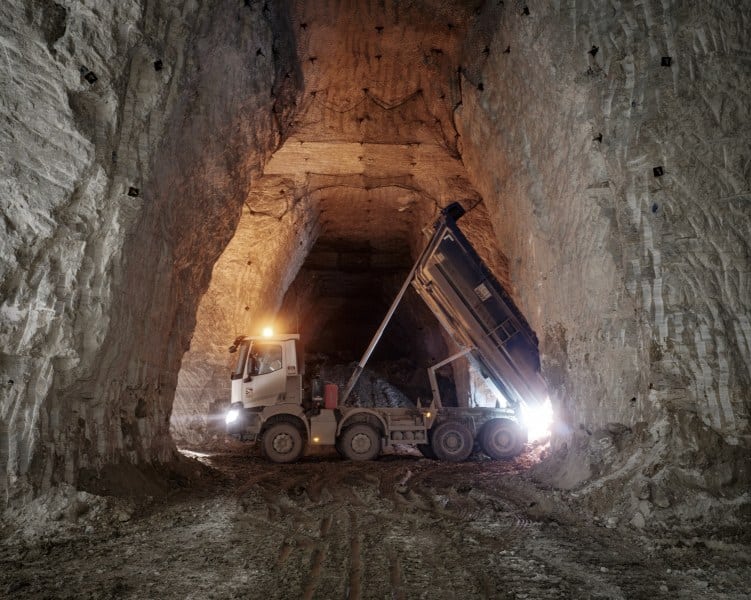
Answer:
[224,202,549,463]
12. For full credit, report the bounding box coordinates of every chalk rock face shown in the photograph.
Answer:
[457,2,750,493]
[2,0,749,520]
[1,0,298,502]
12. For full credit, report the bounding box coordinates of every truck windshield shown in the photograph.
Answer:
[231,342,249,380]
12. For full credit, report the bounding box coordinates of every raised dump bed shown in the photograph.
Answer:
[412,202,548,411]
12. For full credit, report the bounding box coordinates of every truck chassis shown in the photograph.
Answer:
[227,399,524,463]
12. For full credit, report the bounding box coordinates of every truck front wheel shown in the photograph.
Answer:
[480,419,525,459]
[339,423,381,461]
[431,421,473,462]
[262,422,304,463]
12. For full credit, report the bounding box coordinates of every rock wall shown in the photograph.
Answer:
[0,0,299,503]
[458,1,750,504]
[171,197,316,446]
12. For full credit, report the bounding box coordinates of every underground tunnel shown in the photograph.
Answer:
[1,0,750,597]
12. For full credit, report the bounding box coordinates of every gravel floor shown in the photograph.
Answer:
[1,446,749,599]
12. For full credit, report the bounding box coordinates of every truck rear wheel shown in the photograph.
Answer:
[480,419,525,459]
[431,421,473,462]
[335,437,345,458]
[339,423,381,461]
[262,422,304,463]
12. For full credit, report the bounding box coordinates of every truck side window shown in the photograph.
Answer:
[251,343,283,376]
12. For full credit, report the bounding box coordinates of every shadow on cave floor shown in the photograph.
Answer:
[1,442,750,599]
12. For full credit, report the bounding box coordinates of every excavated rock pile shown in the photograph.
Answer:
[317,363,414,409]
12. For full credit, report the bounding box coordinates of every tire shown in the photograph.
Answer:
[335,436,344,457]
[262,422,304,463]
[339,423,381,461]
[480,419,525,459]
[417,444,436,459]
[430,421,474,462]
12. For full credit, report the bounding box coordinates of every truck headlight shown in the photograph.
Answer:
[225,409,240,424]
[520,397,553,442]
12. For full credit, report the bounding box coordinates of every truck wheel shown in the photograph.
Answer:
[431,421,473,462]
[340,424,381,461]
[335,437,345,458]
[262,422,304,463]
[480,419,525,459]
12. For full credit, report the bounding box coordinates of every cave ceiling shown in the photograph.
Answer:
[246,0,485,261]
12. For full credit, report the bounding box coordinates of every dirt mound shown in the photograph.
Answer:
[318,363,414,408]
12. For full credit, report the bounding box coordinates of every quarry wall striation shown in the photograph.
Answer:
[457,0,750,506]
[0,0,299,501]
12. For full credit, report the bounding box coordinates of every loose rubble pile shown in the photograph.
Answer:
[317,363,415,409]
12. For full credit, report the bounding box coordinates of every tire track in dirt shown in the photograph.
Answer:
[231,457,561,597]
[284,464,416,598]
[387,471,533,556]
[7,451,748,600]
[479,573,495,599]
[347,510,362,600]
[275,539,294,566]
[303,461,529,594]
[389,551,405,600]
[300,511,339,599]
[301,547,326,600]
[234,463,365,598]
[523,527,667,599]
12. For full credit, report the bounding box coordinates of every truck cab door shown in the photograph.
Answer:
[243,341,287,407]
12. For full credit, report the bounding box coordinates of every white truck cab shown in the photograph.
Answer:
[230,334,301,408]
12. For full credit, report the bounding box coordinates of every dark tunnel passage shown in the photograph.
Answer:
[275,232,459,407]
[278,238,420,363]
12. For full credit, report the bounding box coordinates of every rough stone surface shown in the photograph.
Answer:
[1,0,298,502]
[456,1,750,512]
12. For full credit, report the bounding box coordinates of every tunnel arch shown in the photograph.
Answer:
[170,0,501,450]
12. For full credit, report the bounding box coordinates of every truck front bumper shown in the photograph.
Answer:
[225,403,262,440]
